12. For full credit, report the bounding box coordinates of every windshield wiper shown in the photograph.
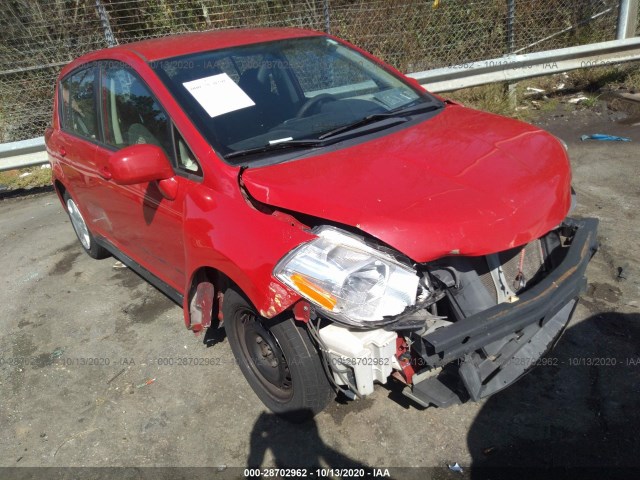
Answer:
[318,102,444,140]
[225,139,323,160]
[225,102,445,160]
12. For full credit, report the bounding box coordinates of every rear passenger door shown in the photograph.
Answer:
[54,65,100,219]
[92,60,199,292]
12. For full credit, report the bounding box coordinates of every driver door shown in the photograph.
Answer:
[93,60,193,292]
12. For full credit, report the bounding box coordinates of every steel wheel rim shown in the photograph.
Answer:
[236,309,293,401]
[66,198,91,250]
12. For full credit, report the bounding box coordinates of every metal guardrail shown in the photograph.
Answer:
[0,137,47,172]
[408,37,640,92]
[1,37,640,173]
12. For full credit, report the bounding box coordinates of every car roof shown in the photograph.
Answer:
[68,28,324,67]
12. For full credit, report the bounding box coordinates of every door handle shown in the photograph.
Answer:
[98,166,112,180]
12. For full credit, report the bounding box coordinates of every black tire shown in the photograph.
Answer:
[223,289,333,422]
[63,192,110,259]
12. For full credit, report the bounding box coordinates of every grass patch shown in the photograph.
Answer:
[625,68,640,90]
[0,165,52,191]
[445,83,533,121]
[565,63,640,92]
[580,94,601,108]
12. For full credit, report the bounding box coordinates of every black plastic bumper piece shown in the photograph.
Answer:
[404,217,598,408]
[403,375,464,408]
[459,298,576,401]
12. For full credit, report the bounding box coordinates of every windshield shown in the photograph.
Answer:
[152,36,440,164]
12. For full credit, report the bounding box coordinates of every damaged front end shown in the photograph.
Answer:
[283,218,598,407]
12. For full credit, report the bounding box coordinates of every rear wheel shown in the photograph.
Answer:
[223,289,333,422]
[63,192,110,259]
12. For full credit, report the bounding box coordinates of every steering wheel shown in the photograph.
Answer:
[295,93,338,118]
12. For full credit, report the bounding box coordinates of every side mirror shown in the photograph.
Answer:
[108,144,174,185]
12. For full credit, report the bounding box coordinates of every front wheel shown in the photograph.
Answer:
[223,289,333,422]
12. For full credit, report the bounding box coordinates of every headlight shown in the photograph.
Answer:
[274,226,419,327]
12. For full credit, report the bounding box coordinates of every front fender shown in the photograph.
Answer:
[181,175,313,322]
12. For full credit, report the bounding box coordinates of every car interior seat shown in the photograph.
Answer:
[127,123,162,147]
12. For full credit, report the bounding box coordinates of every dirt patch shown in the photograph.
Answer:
[325,394,376,426]
[110,269,144,290]
[122,294,174,324]
[49,243,82,276]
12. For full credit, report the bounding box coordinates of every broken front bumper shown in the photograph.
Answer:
[405,217,599,408]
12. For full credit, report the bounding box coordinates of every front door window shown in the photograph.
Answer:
[101,62,172,156]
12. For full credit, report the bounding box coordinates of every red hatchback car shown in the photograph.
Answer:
[45,28,598,420]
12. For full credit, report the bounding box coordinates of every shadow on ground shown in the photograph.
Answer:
[247,410,370,470]
[0,184,53,200]
[467,311,640,479]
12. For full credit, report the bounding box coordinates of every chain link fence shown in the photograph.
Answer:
[0,0,635,143]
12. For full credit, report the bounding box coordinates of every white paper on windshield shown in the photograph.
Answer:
[182,73,255,118]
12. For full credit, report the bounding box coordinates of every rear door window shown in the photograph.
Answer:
[60,66,99,140]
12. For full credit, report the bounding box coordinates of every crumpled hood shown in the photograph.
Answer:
[242,104,572,262]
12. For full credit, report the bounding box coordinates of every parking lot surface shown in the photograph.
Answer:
[0,108,639,472]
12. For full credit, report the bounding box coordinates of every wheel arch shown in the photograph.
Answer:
[53,178,67,208]
[182,265,289,334]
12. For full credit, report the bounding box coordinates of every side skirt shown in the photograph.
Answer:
[95,236,184,306]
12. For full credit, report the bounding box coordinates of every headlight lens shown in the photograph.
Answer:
[274,226,419,327]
